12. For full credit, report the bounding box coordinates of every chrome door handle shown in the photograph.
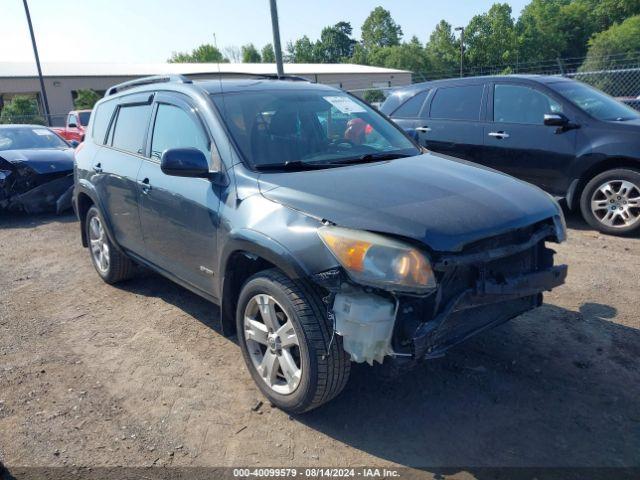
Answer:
[488,131,510,139]
[92,163,102,173]
[137,178,152,192]
[415,126,431,133]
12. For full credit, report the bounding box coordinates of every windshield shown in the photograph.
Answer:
[210,90,419,169]
[78,111,91,126]
[551,81,640,121]
[0,127,69,151]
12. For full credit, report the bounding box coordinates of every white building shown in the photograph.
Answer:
[0,62,412,125]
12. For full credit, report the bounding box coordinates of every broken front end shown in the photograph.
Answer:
[0,154,73,214]
[313,217,567,367]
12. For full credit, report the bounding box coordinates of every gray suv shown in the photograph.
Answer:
[74,75,567,412]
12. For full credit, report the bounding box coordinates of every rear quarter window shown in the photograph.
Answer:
[91,101,116,145]
[391,90,430,118]
[430,85,484,121]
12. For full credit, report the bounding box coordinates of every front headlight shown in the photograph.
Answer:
[318,226,437,293]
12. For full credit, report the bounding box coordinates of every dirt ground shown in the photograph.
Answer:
[1,211,639,474]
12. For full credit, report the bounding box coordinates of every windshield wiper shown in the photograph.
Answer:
[254,160,333,172]
[324,151,414,166]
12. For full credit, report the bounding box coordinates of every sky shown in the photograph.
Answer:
[1,0,531,65]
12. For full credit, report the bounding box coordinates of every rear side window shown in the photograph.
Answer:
[110,104,151,154]
[92,101,116,145]
[392,90,429,118]
[430,85,484,121]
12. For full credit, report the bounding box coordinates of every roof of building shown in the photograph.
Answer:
[0,62,410,78]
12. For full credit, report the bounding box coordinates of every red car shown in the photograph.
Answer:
[52,110,91,143]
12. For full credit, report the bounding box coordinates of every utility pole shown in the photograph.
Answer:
[269,0,285,78]
[455,26,465,78]
[22,0,51,126]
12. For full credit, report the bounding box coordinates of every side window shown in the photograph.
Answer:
[91,101,116,145]
[68,114,78,126]
[494,84,563,125]
[392,90,429,118]
[150,104,210,160]
[430,85,484,121]
[110,104,152,154]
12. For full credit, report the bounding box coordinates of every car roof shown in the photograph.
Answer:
[0,124,53,129]
[393,74,575,93]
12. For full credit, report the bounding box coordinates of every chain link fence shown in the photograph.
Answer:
[347,52,640,111]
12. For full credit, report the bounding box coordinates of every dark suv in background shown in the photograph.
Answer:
[382,75,640,236]
[74,75,567,412]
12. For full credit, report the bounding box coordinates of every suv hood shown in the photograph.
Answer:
[258,153,561,252]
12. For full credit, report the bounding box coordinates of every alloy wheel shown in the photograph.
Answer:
[89,215,110,273]
[590,179,640,229]
[243,294,302,395]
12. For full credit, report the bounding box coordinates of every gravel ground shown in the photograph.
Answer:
[0,211,639,474]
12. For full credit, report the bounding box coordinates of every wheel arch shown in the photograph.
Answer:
[74,181,120,251]
[567,156,640,210]
[218,231,312,337]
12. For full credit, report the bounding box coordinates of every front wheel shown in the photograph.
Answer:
[236,269,350,413]
[580,168,640,236]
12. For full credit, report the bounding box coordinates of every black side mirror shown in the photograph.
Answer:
[68,123,77,128]
[544,113,569,127]
[161,148,211,178]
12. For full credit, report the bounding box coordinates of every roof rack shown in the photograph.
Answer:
[106,74,193,96]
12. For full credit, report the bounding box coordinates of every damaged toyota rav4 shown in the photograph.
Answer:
[74,75,567,413]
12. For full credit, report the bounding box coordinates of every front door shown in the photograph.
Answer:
[137,93,221,294]
[483,82,577,195]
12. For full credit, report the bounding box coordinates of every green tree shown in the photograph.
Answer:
[363,89,386,104]
[579,15,640,96]
[367,37,430,77]
[578,0,640,32]
[0,96,44,125]
[517,0,569,63]
[285,36,318,63]
[261,43,276,63]
[465,3,518,70]
[315,22,356,62]
[361,7,403,50]
[425,20,459,76]
[74,89,100,110]
[168,43,228,63]
[241,43,261,63]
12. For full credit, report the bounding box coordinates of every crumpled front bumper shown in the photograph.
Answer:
[412,264,567,359]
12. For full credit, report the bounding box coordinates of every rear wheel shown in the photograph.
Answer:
[236,269,350,413]
[580,168,640,235]
[85,206,135,283]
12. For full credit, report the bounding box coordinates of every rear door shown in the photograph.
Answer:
[483,81,577,194]
[92,92,153,255]
[137,92,221,294]
[416,83,487,162]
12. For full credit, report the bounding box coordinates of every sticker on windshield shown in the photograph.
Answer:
[33,129,54,136]
[323,96,367,114]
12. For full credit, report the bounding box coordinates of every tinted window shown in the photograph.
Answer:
[392,90,429,118]
[78,111,91,126]
[494,84,562,125]
[430,85,484,121]
[550,81,640,122]
[92,101,116,145]
[211,90,418,169]
[0,127,68,151]
[110,104,151,154]
[150,104,210,160]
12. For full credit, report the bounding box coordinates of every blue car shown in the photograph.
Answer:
[74,75,567,412]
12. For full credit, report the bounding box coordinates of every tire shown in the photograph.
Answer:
[85,206,135,284]
[580,168,640,236]
[236,268,350,413]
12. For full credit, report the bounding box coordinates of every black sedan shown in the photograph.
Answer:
[0,125,75,214]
